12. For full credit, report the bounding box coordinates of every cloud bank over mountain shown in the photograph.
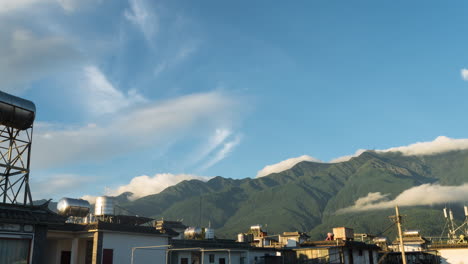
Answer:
[333,136,468,163]
[82,173,212,202]
[338,183,468,213]
[256,155,322,178]
[261,136,468,177]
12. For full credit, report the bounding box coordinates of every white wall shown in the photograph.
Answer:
[438,248,468,264]
[102,232,168,264]
[172,251,248,264]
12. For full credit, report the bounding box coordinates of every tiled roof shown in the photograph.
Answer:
[0,202,66,225]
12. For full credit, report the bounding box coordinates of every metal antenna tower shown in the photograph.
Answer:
[0,91,36,205]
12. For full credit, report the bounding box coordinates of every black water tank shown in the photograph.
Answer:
[0,91,36,130]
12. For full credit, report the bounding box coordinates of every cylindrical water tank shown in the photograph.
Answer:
[57,198,91,217]
[94,196,115,216]
[184,227,202,239]
[237,233,245,242]
[0,91,35,130]
[204,227,215,239]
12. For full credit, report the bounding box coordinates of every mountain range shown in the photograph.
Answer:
[114,150,468,240]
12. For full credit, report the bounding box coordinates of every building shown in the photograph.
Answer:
[155,220,187,239]
[0,202,66,264]
[294,240,380,264]
[380,251,440,264]
[45,218,170,264]
[169,238,283,264]
[429,243,468,264]
[390,230,429,252]
[278,232,310,248]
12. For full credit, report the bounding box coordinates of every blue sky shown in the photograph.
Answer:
[3,0,468,200]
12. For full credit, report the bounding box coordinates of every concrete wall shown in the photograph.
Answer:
[438,248,468,264]
[170,249,277,264]
[300,247,377,264]
[44,238,73,264]
[102,231,168,264]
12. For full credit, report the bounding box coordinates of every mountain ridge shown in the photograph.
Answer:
[115,150,468,239]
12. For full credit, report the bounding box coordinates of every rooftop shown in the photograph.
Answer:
[49,220,168,236]
[0,202,66,225]
[298,240,380,250]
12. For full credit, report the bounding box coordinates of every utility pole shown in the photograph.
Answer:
[394,206,407,264]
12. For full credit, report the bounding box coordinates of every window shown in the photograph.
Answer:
[60,251,71,264]
[181,258,188,264]
[240,257,246,264]
[219,258,226,264]
[209,254,215,263]
[0,237,31,264]
[103,249,113,264]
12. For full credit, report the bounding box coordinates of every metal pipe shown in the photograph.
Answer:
[131,244,170,264]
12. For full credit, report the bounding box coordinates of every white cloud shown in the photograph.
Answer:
[81,65,146,115]
[105,173,212,200]
[200,134,242,170]
[154,43,198,77]
[189,128,232,166]
[378,136,468,156]
[338,183,468,213]
[57,0,101,12]
[124,0,158,42]
[31,173,92,199]
[329,149,367,163]
[0,28,79,91]
[81,194,97,204]
[32,91,239,169]
[0,0,99,13]
[256,155,322,178]
[461,68,468,81]
[330,136,468,163]
[0,0,51,13]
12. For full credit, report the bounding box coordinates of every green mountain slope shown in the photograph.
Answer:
[120,150,468,239]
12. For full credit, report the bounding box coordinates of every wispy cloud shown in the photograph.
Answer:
[31,173,93,199]
[337,183,468,213]
[0,0,100,13]
[200,134,242,170]
[81,65,146,115]
[0,0,52,13]
[32,91,239,169]
[189,128,232,166]
[154,43,199,77]
[256,155,322,178]
[124,0,158,42]
[0,28,80,92]
[101,173,212,200]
